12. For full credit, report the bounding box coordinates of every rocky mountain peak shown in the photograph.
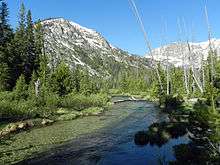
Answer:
[41,18,149,76]
[146,39,220,67]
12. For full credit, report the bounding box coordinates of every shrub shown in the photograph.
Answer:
[45,93,60,108]
[162,95,184,112]
[0,99,36,119]
[190,106,214,128]
[61,93,109,111]
[14,74,28,100]
[0,91,15,101]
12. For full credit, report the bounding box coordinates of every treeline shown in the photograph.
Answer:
[0,1,109,119]
[0,2,42,90]
[156,50,220,112]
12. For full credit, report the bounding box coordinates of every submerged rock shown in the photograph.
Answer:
[134,131,149,145]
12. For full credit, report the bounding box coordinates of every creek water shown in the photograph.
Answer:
[0,98,190,165]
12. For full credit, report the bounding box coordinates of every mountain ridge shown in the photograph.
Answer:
[41,18,150,76]
[146,39,220,67]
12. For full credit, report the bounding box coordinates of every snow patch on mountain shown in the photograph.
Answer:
[146,39,220,67]
[41,18,150,76]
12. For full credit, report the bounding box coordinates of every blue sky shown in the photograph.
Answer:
[7,0,220,56]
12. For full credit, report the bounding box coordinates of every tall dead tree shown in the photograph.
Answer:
[187,41,204,93]
[128,0,164,94]
[161,20,170,95]
[177,18,190,95]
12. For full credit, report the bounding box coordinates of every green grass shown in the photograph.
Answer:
[0,92,109,120]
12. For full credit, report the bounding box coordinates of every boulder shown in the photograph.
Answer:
[7,124,18,133]
[41,119,54,126]
[26,121,34,127]
[18,122,27,129]
[0,130,9,137]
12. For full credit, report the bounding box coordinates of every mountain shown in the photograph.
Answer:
[146,39,220,67]
[41,18,150,76]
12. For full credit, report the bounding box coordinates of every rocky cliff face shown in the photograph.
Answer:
[41,18,150,76]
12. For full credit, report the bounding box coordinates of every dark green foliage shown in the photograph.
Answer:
[34,20,44,70]
[0,62,9,91]
[161,95,184,112]
[134,122,188,147]
[14,74,28,100]
[24,10,36,82]
[0,0,13,90]
[50,62,74,96]
[0,0,13,45]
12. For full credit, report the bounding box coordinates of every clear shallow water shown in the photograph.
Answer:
[1,101,190,165]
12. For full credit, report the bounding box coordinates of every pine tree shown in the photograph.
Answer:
[28,71,38,99]
[0,62,9,91]
[34,20,44,71]
[73,65,81,93]
[38,53,49,84]
[50,62,73,96]
[0,0,13,45]
[14,74,28,100]
[0,0,13,90]
[8,3,26,87]
[24,10,36,82]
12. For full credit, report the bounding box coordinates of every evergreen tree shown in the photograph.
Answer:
[14,74,28,100]
[8,3,26,87]
[73,65,81,93]
[50,62,73,96]
[0,62,9,91]
[0,0,13,45]
[34,20,44,71]
[28,71,38,99]
[0,0,13,90]
[24,10,36,82]
[38,53,49,84]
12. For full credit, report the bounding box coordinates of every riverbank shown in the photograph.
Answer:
[0,94,143,139]
[0,94,136,139]
[0,93,111,139]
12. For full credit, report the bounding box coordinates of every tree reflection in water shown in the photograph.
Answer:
[134,114,220,164]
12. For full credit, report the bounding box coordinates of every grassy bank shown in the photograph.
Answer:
[0,92,110,138]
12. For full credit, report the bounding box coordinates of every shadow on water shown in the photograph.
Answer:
[134,115,220,165]
[134,122,188,147]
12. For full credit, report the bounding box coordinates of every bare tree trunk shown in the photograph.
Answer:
[161,20,170,95]
[187,42,204,93]
[177,19,189,95]
[201,54,206,89]
[128,0,164,94]
[35,79,41,97]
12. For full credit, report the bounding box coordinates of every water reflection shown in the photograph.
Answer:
[134,114,220,164]
[134,122,188,147]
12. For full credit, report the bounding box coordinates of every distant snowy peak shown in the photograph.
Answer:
[146,39,220,67]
